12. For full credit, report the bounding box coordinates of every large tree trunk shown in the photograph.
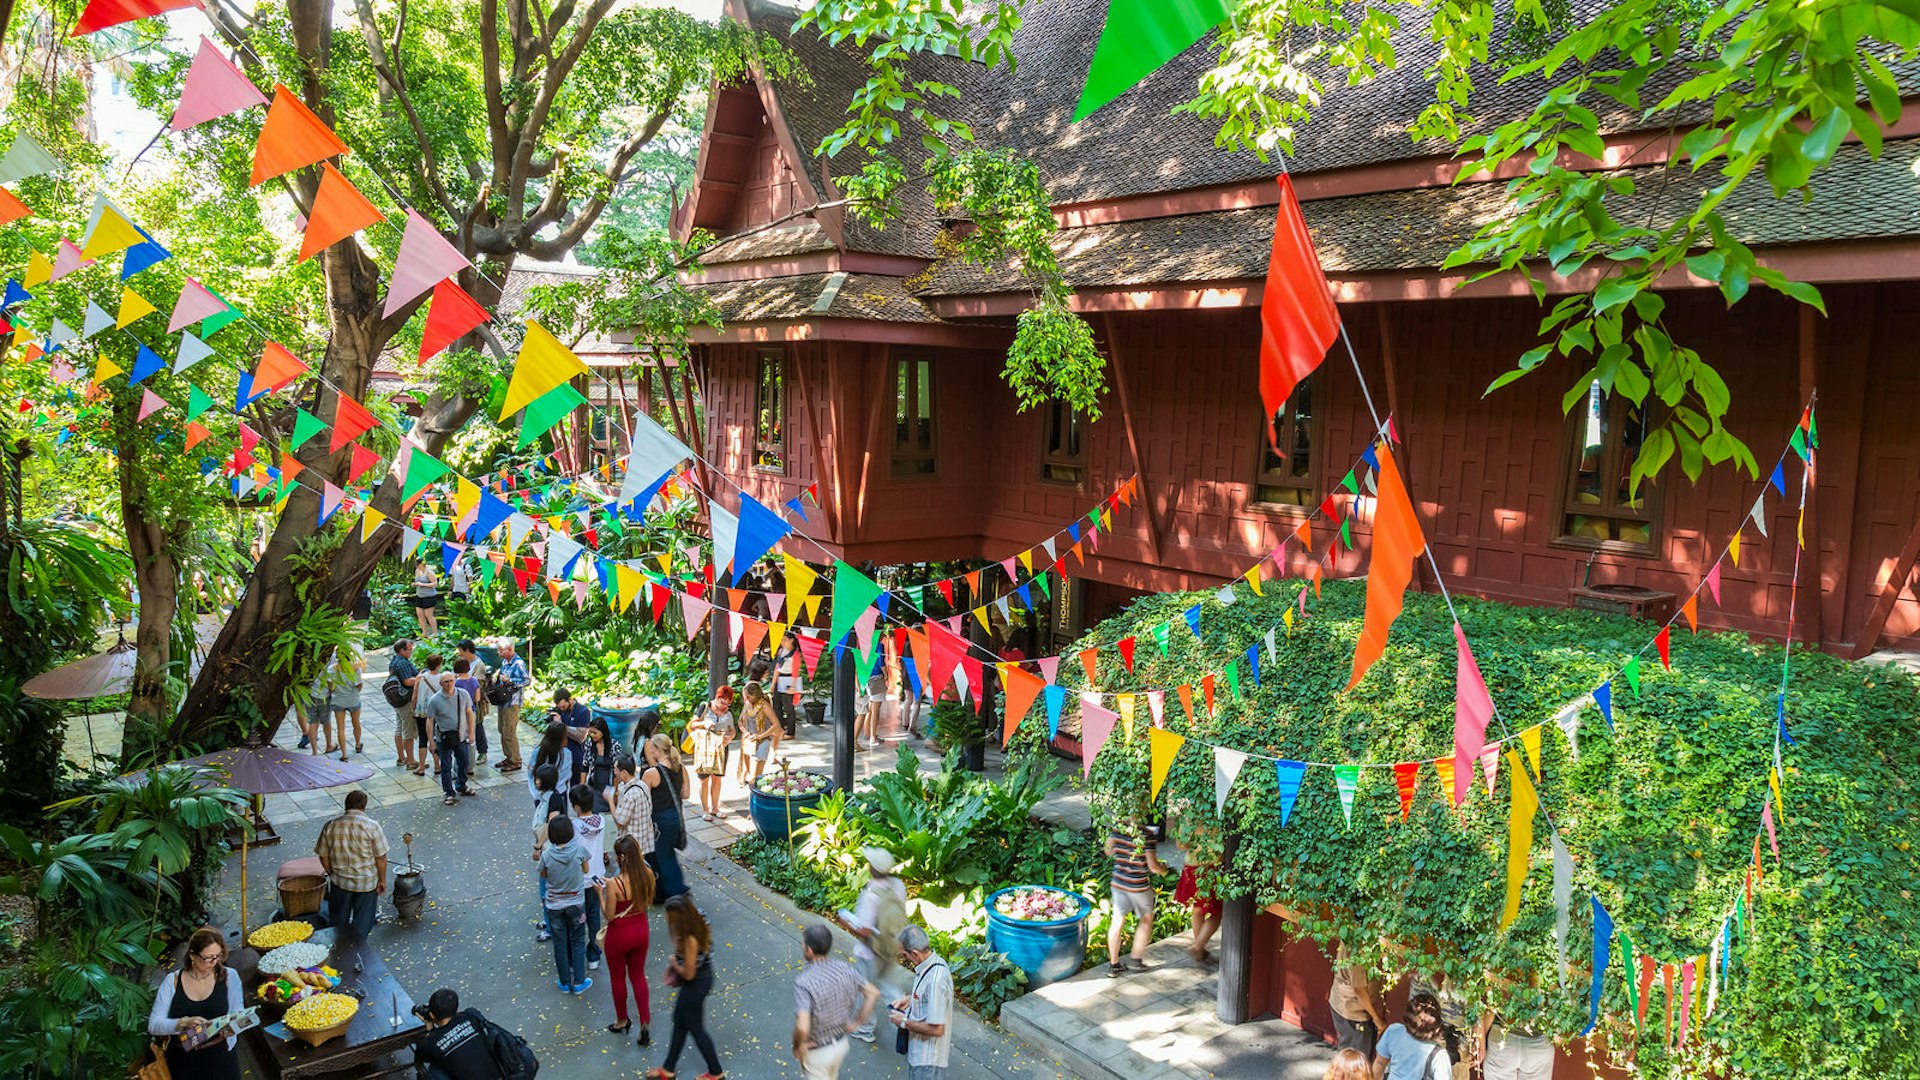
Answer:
[114,394,185,758]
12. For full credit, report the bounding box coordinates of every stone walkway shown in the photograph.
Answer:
[1002,933,1331,1080]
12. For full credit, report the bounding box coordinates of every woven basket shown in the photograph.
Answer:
[277,874,327,917]
[288,1015,351,1048]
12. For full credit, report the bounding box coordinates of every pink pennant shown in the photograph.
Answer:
[170,36,267,131]
[727,611,746,650]
[136,389,168,420]
[572,579,590,608]
[1080,699,1119,778]
[852,607,881,658]
[1452,622,1494,807]
[680,595,712,641]
[764,593,785,621]
[50,239,92,281]
[169,278,227,332]
[1478,745,1500,795]
[381,209,472,317]
[1037,656,1059,684]
[1146,690,1165,727]
[1704,562,1722,605]
[1761,800,1779,862]
[1000,556,1018,582]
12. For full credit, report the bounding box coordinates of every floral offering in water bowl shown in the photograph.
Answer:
[984,885,1092,990]
[748,767,832,840]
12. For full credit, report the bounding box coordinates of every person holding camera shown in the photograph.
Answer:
[413,988,535,1080]
[889,925,953,1080]
[550,687,594,787]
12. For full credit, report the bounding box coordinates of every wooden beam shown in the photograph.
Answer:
[1100,314,1164,562]
[1821,288,1875,648]
[855,346,895,534]
[792,345,843,537]
[682,346,715,497]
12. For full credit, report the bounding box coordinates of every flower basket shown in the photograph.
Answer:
[984,885,1090,990]
[748,770,832,840]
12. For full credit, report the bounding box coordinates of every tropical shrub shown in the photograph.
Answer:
[1065,578,1920,1080]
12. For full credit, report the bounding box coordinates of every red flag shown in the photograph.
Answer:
[1393,761,1420,821]
[0,188,30,226]
[419,279,491,361]
[71,0,195,35]
[330,393,380,453]
[1258,173,1340,448]
[936,579,954,607]
[1117,636,1136,673]
[1346,444,1426,690]
[347,442,380,484]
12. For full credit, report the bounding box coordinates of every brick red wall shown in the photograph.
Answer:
[699,283,1918,650]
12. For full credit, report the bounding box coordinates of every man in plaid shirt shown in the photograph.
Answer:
[315,789,388,936]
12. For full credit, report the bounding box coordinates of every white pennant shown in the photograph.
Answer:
[545,533,583,580]
[708,498,739,579]
[1553,694,1586,760]
[81,299,114,340]
[1213,746,1248,816]
[46,318,76,349]
[1551,834,1573,987]
[1215,585,1237,606]
[0,132,59,185]
[1041,537,1057,563]
[1264,628,1278,662]
[173,330,216,374]
[616,411,693,508]
[503,511,537,555]
[399,526,426,559]
[1749,494,1769,537]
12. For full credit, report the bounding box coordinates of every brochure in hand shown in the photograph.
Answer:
[179,1005,261,1051]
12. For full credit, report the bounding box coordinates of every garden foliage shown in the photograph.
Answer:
[1064,578,1918,1080]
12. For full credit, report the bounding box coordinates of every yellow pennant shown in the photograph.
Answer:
[91,356,124,385]
[1797,507,1805,550]
[1520,725,1543,780]
[803,594,824,623]
[765,620,787,654]
[1282,607,1295,636]
[1729,529,1741,567]
[1017,548,1033,574]
[82,205,145,259]
[1117,694,1135,742]
[116,286,156,328]
[359,507,387,543]
[784,554,818,621]
[1243,567,1263,596]
[453,477,482,520]
[972,606,991,633]
[499,320,590,420]
[23,251,52,288]
[1768,766,1786,826]
[1500,748,1538,930]
[614,563,645,612]
[656,552,673,576]
[1148,727,1184,802]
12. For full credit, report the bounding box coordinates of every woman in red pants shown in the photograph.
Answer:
[599,834,657,1043]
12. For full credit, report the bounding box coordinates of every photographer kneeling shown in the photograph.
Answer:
[413,988,536,1079]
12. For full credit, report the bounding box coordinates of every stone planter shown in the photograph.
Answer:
[984,885,1090,990]
[748,776,830,840]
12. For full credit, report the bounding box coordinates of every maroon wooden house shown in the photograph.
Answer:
[665,0,1920,1047]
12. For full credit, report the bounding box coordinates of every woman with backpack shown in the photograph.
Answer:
[640,734,689,901]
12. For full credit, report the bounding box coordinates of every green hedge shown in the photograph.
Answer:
[1061,579,1918,1080]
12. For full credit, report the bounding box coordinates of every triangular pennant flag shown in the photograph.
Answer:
[171,36,268,130]
[1259,173,1342,451]
[121,238,169,279]
[1433,758,1458,808]
[249,341,308,398]
[1213,747,1248,816]
[318,481,344,526]
[1624,655,1641,697]
[183,421,211,451]
[1275,761,1308,826]
[617,410,693,508]
[127,344,165,386]
[1655,626,1671,669]
[170,331,216,375]
[0,132,59,183]
[348,443,380,484]
[327,393,380,453]
[1593,680,1613,728]
[1749,494,1769,538]
[471,490,512,542]
[708,500,740,580]
[1552,834,1574,986]
[1347,445,1424,689]
[1479,746,1501,795]
[1079,699,1119,778]
[828,560,885,650]
[398,525,427,560]
[1681,594,1698,632]
[1500,749,1538,930]
[1332,764,1360,826]
[1520,725,1543,781]
[300,162,384,260]
[0,188,29,226]
[358,506,387,543]
[730,493,792,585]
[499,320,589,420]
[169,279,226,332]
[399,449,450,500]
[46,317,75,348]
[1729,529,1742,567]
[49,240,90,281]
[1705,562,1722,605]
[1001,665,1045,744]
[116,287,156,328]
[383,208,472,317]
[136,389,168,421]
[91,356,125,385]
[680,595,713,640]
[251,84,350,187]
[1582,899,1613,1036]
[82,204,146,259]
[1452,622,1493,806]
[1148,728,1184,802]
[70,0,198,36]
[1043,685,1066,739]
[1392,761,1419,822]
[1072,0,1235,120]
[1183,604,1201,638]
[419,278,491,361]
[516,382,587,450]
[1117,635,1137,673]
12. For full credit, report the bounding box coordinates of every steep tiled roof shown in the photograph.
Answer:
[688,271,943,324]
[694,221,837,264]
[497,266,640,357]
[923,138,1920,294]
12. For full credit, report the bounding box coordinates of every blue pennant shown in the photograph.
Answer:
[785,495,809,523]
[1769,461,1786,497]
[1593,680,1613,728]
[1016,583,1032,610]
[1,278,29,309]
[730,492,792,585]
[1183,604,1202,638]
[128,344,166,386]
[121,239,171,280]
[1044,685,1066,739]
[1275,761,1307,826]
[874,592,892,618]
[1245,643,1261,686]
[1582,898,1613,1036]
[470,490,513,542]
[441,542,462,573]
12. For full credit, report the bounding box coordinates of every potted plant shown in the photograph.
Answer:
[749,761,833,840]
[983,885,1090,990]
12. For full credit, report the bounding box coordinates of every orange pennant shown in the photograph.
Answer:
[184,422,211,450]
[0,188,29,226]
[1001,665,1045,744]
[1346,445,1426,690]
[253,341,309,395]
[300,162,385,260]
[251,83,350,187]
[1681,594,1698,632]
[1079,648,1099,686]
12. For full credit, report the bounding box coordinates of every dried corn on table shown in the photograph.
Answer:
[252,926,424,1078]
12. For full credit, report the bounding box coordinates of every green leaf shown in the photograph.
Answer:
[1775,278,1827,314]
[1801,106,1849,164]
[1684,251,1726,282]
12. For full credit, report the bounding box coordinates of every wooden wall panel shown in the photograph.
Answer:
[695,284,1918,650]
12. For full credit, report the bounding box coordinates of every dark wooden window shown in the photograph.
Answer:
[1560,380,1656,550]
[892,356,936,477]
[1255,376,1317,507]
[753,350,784,472]
[1041,401,1086,485]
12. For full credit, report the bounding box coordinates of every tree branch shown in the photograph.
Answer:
[351,0,461,221]
[505,0,615,215]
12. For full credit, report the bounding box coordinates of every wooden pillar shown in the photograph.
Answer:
[707,609,728,698]
[831,640,856,792]
[1797,307,1826,649]
[1101,313,1164,562]
[1375,304,1426,589]
[1217,894,1254,1025]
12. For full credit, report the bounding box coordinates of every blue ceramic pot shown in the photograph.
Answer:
[590,704,652,755]
[984,886,1091,990]
[748,779,830,840]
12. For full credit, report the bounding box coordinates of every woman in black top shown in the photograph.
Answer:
[586,716,616,808]
[640,733,688,900]
[147,927,243,1080]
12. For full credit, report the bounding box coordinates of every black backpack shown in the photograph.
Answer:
[382,671,412,708]
[485,672,517,707]
[475,1010,538,1078]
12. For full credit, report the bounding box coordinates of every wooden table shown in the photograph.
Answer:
[252,926,425,1078]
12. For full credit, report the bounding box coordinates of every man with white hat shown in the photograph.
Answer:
[837,845,908,1043]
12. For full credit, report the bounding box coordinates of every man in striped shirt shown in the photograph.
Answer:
[792,924,879,1080]
[1105,817,1166,977]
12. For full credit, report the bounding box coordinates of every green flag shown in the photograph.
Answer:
[401,449,450,501]
[517,383,587,450]
[289,407,326,450]
[201,288,243,336]
[1624,655,1641,696]
[186,384,215,422]
[1074,0,1240,121]
[827,560,884,650]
